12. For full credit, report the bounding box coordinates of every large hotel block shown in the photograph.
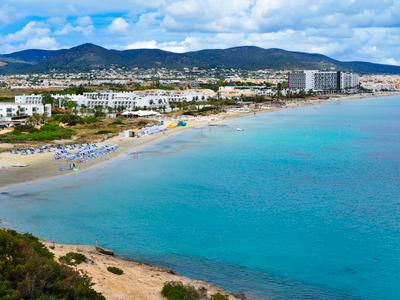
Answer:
[288,70,359,91]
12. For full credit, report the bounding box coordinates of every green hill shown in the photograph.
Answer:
[1,43,399,74]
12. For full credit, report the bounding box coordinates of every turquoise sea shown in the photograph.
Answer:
[1,96,400,299]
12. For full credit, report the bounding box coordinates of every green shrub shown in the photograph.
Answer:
[54,113,82,125]
[210,293,229,300]
[59,252,87,266]
[161,281,200,300]
[0,228,104,299]
[13,124,36,133]
[107,266,124,275]
[108,119,124,126]
[81,116,98,124]
[137,120,152,127]
[161,281,232,300]
[96,130,113,135]
[0,122,73,142]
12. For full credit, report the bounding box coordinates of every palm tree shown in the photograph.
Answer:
[80,104,87,115]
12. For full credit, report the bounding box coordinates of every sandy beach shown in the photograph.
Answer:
[0,91,399,299]
[1,91,399,189]
[44,242,239,300]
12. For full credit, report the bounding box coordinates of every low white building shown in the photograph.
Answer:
[15,94,43,105]
[0,102,51,118]
[51,90,216,110]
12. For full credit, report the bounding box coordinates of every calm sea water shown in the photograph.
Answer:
[1,97,400,299]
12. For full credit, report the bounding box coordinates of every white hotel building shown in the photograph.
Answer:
[0,94,51,119]
[288,71,359,91]
[0,102,51,118]
[14,90,216,111]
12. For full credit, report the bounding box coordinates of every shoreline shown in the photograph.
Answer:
[1,91,399,190]
[42,241,239,300]
[0,91,399,299]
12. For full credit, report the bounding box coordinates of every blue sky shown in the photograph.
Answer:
[0,0,399,65]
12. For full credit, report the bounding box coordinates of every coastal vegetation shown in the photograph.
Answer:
[161,281,229,300]
[106,266,124,275]
[0,122,74,142]
[0,228,104,299]
[0,110,157,144]
[59,251,88,265]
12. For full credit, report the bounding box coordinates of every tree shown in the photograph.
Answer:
[63,101,78,114]
[80,104,88,115]
[76,85,87,95]
[42,93,55,106]
[94,105,106,118]
[27,114,47,126]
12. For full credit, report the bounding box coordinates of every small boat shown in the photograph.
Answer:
[236,128,244,131]
[95,246,114,256]
[12,163,28,168]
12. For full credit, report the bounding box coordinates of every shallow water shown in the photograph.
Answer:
[1,97,400,299]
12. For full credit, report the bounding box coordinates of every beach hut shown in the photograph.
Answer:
[177,121,187,127]
[120,129,141,137]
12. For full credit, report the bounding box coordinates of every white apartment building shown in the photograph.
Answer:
[340,72,359,90]
[314,71,339,91]
[288,70,317,91]
[288,71,359,91]
[15,94,43,105]
[0,103,51,118]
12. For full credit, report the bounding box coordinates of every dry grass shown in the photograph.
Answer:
[0,116,158,146]
[0,88,62,102]
[70,117,158,143]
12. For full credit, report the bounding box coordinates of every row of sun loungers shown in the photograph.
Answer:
[54,144,119,163]
[9,143,89,156]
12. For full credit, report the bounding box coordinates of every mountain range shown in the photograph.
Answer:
[0,43,399,74]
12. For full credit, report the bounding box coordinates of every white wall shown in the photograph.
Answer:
[0,103,51,118]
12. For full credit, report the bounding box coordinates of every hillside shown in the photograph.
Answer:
[1,43,399,74]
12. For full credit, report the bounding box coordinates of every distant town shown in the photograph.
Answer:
[0,68,399,121]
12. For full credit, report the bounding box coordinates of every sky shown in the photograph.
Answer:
[0,0,399,65]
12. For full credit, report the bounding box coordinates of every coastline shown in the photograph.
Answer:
[1,91,399,190]
[0,91,399,299]
[43,241,239,300]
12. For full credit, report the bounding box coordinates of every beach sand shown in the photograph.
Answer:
[1,92,398,189]
[0,113,249,188]
[44,242,239,300]
[0,91,399,299]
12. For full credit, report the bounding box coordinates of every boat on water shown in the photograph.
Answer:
[236,128,244,131]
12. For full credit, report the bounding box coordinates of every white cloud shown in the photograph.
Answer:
[125,40,158,49]
[0,0,399,64]
[125,37,196,52]
[1,21,59,52]
[23,36,58,49]
[108,17,129,33]
[6,21,51,42]
[55,16,94,36]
